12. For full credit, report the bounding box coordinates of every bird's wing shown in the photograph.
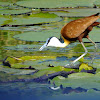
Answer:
[61,15,100,39]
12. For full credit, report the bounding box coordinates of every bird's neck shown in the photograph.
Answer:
[56,39,70,48]
[61,36,70,47]
[48,37,70,48]
[57,42,69,48]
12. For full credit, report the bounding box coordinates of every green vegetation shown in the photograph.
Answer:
[79,63,93,72]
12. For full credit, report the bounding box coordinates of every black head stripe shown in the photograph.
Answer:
[46,37,53,46]
[59,35,64,43]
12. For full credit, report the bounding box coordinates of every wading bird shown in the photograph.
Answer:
[39,13,100,67]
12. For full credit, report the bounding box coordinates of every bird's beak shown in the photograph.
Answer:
[39,43,47,51]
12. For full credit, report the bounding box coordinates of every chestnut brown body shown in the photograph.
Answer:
[61,13,100,42]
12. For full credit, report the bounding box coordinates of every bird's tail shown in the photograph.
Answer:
[95,13,100,16]
[90,13,100,17]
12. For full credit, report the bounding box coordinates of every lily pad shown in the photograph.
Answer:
[16,0,95,8]
[49,11,70,17]
[3,12,61,26]
[5,56,56,63]
[30,12,58,18]
[32,66,78,78]
[83,28,100,42]
[0,66,35,75]
[12,19,100,43]
[0,71,34,82]
[79,63,93,72]
[3,56,56,69]
[0,16,10,26]
[66,8,100,17]
[0,5,6,10]
[4,44,39,52]
[13,29,61,42]
[51,72,100,90]
[48,62,99,90]
[0,2,12,6]
[8,15,62,26]
[94,0,100,6]
[51,8,100,17]
[1,61,96,83]
[0,8,31,15]
[20,55,55,61]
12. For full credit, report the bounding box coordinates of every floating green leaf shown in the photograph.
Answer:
[8,16,62,25]
[30,12,58,18]
[51,8,100,17]
[51,72,99,89]
[0,9,31,15]
[49,62,100,90]
[13,29,61,41]
[79,63,93,72]
[3,56,56,69]
[5,56,56,63]
[20,55,56,61]
[83,28,100,42]
[0,2,12,5]
[94,0,100,6]
[5,56,22,64]
[0,66,35,75]
[17,0,95,8]
[33,66,78,78]
[0,16,10,26]
[0,71,34,82]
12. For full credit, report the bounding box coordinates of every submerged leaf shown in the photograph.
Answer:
[51,72,96,89]
[79,63,93,72]
[5,56,22,64]
[33,66,78,78]
[3,56,56,69]
[78,57,84,62]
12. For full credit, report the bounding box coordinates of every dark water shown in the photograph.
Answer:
[0,82,100,100]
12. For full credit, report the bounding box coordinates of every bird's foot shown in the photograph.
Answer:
[64,62,75,68]
[64,63,71,68]
[64,62,85,69]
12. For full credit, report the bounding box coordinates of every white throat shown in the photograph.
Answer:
[47,37,67,48]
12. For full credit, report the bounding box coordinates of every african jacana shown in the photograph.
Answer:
[39,13,100,67]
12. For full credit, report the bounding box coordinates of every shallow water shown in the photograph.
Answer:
[0,0,100,100]
[0,82,100,100]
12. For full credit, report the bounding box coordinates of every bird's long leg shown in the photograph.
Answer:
[64,42,88,67]
[87,37,97,63]
[72,42,88,64]
[87,37,97,51]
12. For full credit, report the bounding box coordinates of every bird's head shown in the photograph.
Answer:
[39,36,70,51]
